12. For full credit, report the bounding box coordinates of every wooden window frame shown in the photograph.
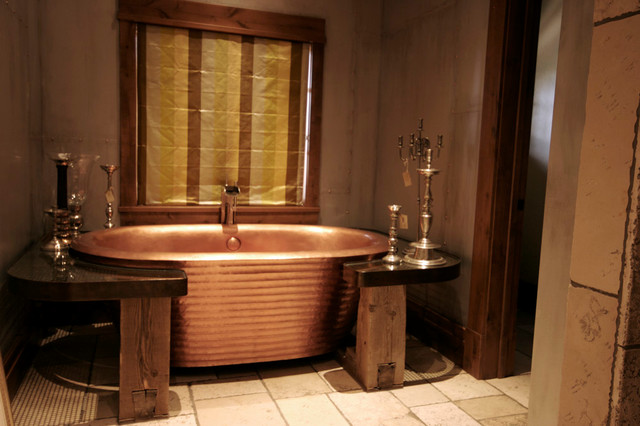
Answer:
[117,0,325,225]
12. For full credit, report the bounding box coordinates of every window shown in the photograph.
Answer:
[117,0,324,224]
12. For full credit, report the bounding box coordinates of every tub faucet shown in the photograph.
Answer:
[221,184,240,225]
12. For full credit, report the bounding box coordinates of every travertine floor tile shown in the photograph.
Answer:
[455,395,526,420]
[276,394,349,426]
[486,374,530,408]
[131,414,198,425]
[168,385,194,416]
[194,393,285,425]
[191,377,267,400]
[260,365,332,399]
[430,373,502,401]
[411,402,480,425]
[318,368,362,392]
[479,413,528,425]
[392,383,449,407]
[328,391,411,425]
[377,416,426,426]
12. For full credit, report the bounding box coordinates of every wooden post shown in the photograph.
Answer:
[355,285,406,390]
[119,297,171,422]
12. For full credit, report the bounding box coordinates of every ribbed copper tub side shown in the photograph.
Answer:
[71,224,387,367]
[171,257,364,367]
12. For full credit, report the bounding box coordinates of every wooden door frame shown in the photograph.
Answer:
[464,0,542,379]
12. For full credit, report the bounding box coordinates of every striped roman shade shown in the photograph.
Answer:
[137,24,310,206]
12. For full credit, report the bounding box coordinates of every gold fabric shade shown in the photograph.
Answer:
[138,24,310,206]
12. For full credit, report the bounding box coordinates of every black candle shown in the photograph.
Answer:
[56,162,68,209]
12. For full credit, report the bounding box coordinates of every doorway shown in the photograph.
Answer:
[463,0,544,379]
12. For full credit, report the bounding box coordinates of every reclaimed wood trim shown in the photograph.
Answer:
[119,297,171,422]
[465,0,541,379]
[119,20,138,208]
[306,43,324,208]
[119,205,320,225]
[117,0,325,43]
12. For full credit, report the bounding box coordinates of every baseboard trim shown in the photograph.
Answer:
[406,300,465,366]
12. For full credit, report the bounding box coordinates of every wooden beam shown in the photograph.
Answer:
[119,297,171,422]
[118,0,325,43]
[355,285,406,390]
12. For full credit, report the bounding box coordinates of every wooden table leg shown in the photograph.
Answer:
[355,285,406,390]
[119,297,171,422]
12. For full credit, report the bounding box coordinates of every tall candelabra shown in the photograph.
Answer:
[398,119,446,267]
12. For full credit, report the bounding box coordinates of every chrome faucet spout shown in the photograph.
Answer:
[220,184,240,225]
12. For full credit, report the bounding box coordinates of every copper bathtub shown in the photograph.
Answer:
[71,224,387,367]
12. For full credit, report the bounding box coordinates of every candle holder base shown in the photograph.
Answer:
[403,239,446,268]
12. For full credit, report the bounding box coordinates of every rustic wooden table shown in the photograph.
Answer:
[8,246,187,423]
[343,250,460,391]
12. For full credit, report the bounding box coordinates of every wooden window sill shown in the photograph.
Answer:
[119,205,320,226]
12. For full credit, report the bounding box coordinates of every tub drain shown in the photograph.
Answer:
[226,236,241,251]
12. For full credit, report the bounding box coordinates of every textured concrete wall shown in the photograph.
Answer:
[557,1,640,423]
[528,1,593,424]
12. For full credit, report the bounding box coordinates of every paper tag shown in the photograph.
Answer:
[402,159,412,187]
[105,188,115,203]
[399,214,409,229]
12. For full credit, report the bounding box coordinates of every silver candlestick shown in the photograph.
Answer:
[382,204,403,265]
[404,145,446,267]
[100,164,118,229]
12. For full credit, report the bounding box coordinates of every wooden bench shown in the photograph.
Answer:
[8,246,187,423]
[343,251,460,391]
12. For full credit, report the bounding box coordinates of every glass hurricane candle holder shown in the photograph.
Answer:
[68,154,100,238]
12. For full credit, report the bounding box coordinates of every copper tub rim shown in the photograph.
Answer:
[71,223,388,263]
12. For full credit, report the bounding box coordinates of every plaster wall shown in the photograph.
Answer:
[374,0,489,324]
[0,0,40,357]
[519,0,561,287]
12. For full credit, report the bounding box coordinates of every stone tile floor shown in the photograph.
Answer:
[10,319,533,426]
